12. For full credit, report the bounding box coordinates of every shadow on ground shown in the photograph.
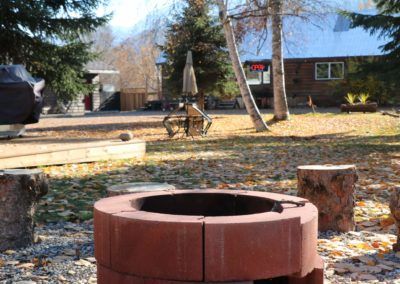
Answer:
[30,121,164,133]
[35,132,400,223]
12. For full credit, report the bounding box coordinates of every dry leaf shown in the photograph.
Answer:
[17,262,34,269]
[358,273,378,281]
[380,216,395,227]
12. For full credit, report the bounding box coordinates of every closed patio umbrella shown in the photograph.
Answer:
[162,51,212,137]
[182,51,198,95]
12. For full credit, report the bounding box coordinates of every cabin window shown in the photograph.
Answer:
[245,64,270,85]
[246,69,262,85]
[315,62,344,80]
[262,67,271,84]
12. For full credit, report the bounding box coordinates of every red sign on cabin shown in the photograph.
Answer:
[249,63,267,72]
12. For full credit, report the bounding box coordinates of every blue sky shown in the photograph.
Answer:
[99,0,375,31]
[98,0,170,29]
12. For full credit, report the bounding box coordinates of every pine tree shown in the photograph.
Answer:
[0,0,110,101]
[344,0,400,95]
[161,0,235,97]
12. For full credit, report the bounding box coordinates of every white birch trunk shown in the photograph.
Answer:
[216,0,269,132]
[271,0,290,121]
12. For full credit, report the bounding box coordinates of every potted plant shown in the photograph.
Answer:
[340,92,378,113]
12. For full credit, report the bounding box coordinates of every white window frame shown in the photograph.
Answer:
[246,64,271,85]
[262,65,271,84]
[315,62,344,80]
[247,71,262,85]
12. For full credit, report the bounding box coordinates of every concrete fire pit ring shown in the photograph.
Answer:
[94,189,321,283]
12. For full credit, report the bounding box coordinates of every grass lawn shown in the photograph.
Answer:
[32,110,399,283]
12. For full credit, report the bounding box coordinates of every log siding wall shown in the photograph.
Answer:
[246,56,377,107]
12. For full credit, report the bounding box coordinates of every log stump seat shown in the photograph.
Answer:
[297,165,358,232]
[0,169,48,251]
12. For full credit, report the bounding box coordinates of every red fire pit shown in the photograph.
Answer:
[94,190,323,283]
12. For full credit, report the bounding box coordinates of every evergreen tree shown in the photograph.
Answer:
[0,0,110,101]
[344,0,400,102]
[161,0,236,97]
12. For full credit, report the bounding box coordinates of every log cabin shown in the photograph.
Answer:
[241,3,385,107]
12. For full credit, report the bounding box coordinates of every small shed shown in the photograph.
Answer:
[85,61,120,112]
[43,61,120,114]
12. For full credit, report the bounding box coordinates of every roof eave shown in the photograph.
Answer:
[87,70,120,75]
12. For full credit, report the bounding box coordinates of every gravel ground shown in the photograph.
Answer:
[0,222,96,284]
[0,223,399,283]
[319,230,400,284]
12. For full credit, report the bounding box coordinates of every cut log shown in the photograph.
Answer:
[340,103,378,113]
[381,111,400,118]
[0,169,48,251]
[389,187,400,251]
[107,182,175,197]
[297,165,358,232]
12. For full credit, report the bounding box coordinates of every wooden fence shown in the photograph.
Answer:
[120,88,148,111]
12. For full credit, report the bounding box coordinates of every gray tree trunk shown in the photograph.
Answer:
[271,0,290,121]
[0,169,48,251]
[216,0,269,132]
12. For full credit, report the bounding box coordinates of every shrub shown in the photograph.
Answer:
[345,93,357,104]
[358,93,370,104]
[331,57,399,105]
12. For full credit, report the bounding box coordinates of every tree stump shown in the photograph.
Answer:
[389,187,400,251]
[0,169,48,251]
[107,182,175,197]
[297,165,358,232]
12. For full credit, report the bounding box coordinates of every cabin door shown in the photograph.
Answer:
[84,94,93,111]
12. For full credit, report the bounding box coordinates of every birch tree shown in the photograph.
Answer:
[228,0,330,121]
[271,0,289,120]
[216,0,269,132]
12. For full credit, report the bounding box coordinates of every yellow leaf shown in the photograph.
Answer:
[330,250,344,257]
[356,242,374,250]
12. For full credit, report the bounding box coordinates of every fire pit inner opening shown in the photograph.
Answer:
[133,193,281,216]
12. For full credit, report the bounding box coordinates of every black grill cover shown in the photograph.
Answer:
[0,65,45,125]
